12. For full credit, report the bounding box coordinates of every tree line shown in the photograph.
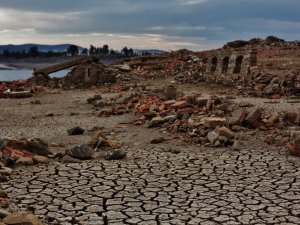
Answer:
[0,44,136,58]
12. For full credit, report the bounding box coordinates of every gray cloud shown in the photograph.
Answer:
[0,0,299,50]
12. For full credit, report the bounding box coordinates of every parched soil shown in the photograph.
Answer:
[0,78,300,225]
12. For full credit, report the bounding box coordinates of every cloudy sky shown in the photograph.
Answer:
[0,0,299,50]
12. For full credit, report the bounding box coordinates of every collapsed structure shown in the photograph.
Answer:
[30,56,117,88]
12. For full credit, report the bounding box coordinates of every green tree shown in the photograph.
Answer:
[67,45,79,56]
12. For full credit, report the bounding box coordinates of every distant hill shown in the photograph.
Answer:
[134,49,168,55]
[0,44,84,53]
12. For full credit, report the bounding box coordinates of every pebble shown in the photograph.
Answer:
[16,157,34,166]
[32,156,50,164]
[67,126,85,135]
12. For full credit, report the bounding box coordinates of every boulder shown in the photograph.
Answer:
[244,108,262,128]
[228,109,247,126]
[106,148,126,160]
[65,145,94,160]
[67,126,85,135]
[26,138,50,156]
[3,212,44,225]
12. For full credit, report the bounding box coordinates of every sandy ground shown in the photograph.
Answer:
[0,78,299,152]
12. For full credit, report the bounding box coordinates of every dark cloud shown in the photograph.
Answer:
[0,0,299,49]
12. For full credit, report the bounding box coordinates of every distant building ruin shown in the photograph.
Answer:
[200,48,257,85]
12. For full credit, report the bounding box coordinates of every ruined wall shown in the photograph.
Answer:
[201,48,257,86]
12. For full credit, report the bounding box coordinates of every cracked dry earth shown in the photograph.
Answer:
[1,86,300,225]
[4,145,300,225]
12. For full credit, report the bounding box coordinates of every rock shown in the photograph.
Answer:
[3,212,44,225]
[207,131,219,144]
[32,155,50,164]
[238,102,253,107]
[65,145,94,160]
[0,167,13,176]
[294,135,300,152]
[206,99,213,111]
[5,139,26,150]
[164,84,177,100]
[61,155,82,163]
[291,130,300,139]
[150,137,167,144]
[106,148,126,160]
[263,85,275,95]
[107,140,122,149]
[171,100,187,109]
[16,157,34,166]
[45,113,54,117]
[0,208,10,218]
[204,117,226,128]
[287,142,300,156]
[149,116,166,128]
[169,148,181,154]
[216,126,235,139]
[244,107,262,128]
[282,112,298,125]
[94,137,107,149]
[0,190,8,198]
[195,97,208,107]
[268,114,279,124]
[67,126,85,135]
[228,109,247,126]
[231,140,240,150]
[26,138,50,156]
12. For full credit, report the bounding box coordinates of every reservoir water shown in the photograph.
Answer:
[0,69,70,81]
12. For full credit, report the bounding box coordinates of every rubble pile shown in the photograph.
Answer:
[95,84,300,156]
[0,80,32,99]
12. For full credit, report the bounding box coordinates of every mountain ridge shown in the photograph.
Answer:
[0,44,84,53]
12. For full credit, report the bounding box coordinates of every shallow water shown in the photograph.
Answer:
[0,69,70,81]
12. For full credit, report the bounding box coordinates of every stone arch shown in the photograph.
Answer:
[210,56,218,73]
[233,55,243,74]
[222,56,230,73]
